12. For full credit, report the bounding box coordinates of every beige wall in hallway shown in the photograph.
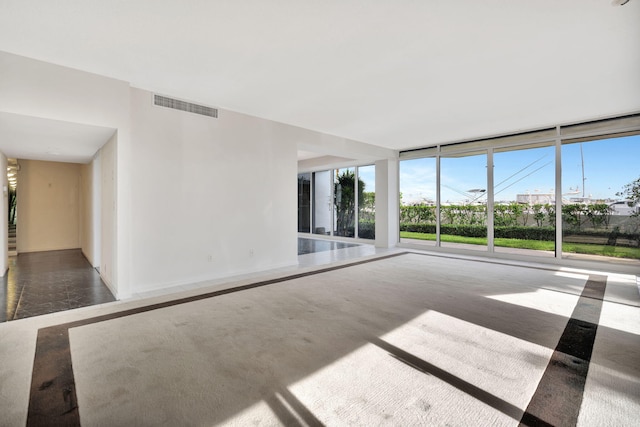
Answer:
[17,159,81,253]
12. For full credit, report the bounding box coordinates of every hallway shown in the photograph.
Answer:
[0,249,115,322]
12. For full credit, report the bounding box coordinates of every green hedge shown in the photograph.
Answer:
[332,221,376,239]
[495,226,555,241]
[400,223,554,241]
[400,222,639,245]
[400,223,487,238]
[358,221,376,240]
[400,223,436,234]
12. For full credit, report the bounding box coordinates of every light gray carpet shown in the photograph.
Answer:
[66,253,639,426]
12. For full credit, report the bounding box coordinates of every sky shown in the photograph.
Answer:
[357,165,376,193]
[400,134,640,205]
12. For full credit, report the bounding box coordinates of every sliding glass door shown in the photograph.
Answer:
[440,151,487,251]
[398,115,640,263]
[493,143,555,257]
[297,173,311,233]
[561,135,640,260]
[334,168,356,237]
[313,170,332,235]
[299,166,377,240]
[399,158,437,246]
[358,165,376,240]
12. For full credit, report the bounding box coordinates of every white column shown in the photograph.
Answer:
[375,158,399,248]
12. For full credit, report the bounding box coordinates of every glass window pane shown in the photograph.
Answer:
[334,168,356,237]
[440,152,487,251]
[494,145,555,257]
[399,158,437,246]
[297,173,311,233]
[358,165,375,240]
[313,170,332,235]
[561,135,640,261]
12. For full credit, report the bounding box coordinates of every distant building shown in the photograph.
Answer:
[516,192,554,205]
[609,200,640,216]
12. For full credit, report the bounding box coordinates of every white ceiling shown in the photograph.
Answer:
[0,0,639,159]
[0,112,115,163]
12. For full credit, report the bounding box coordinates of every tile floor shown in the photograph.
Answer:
[297,236,360,255]
[0,240,376,322]
[0,249,115,322]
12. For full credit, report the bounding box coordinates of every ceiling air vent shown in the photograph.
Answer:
[153,94,218,118]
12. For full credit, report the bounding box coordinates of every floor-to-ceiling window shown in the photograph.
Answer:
[313,170,332,235]
[299,165,376,240]
[398,114,640,263]
[357,165,375,240]
[334,167,356,237]
[561,134,640,260]
[440,151,487,251]
[399,157,437,246]
[297,173,311,233]
[494,143,555,257]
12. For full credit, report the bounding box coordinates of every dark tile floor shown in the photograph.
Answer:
[298,237,360,255]
[0,249,116,322]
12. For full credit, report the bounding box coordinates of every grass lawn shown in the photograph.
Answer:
[400,231,640,260]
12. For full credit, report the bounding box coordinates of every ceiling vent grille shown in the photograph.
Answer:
[154,94,218,118]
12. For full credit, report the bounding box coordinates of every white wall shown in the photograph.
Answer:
[100,135,116,292]
[0,52,130,127]
[313,170,332,235]
[16,160,81,253]
[0,51,397,296]
[0,152,7,276]
[79,154,102,267]
[129,88,298,292]
[375,158,399,248]
[91,151,102,267]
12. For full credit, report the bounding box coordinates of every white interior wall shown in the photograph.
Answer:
[92,150,102,268]
[100,134,116,292]
[375,158,399,248]
[0,152,7,276]
[79,163,91,261]
[0,51,398,296]
[79,152,103,269]
[129,88,298,292]
[313,170,332,235]
[0,52,130,126]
